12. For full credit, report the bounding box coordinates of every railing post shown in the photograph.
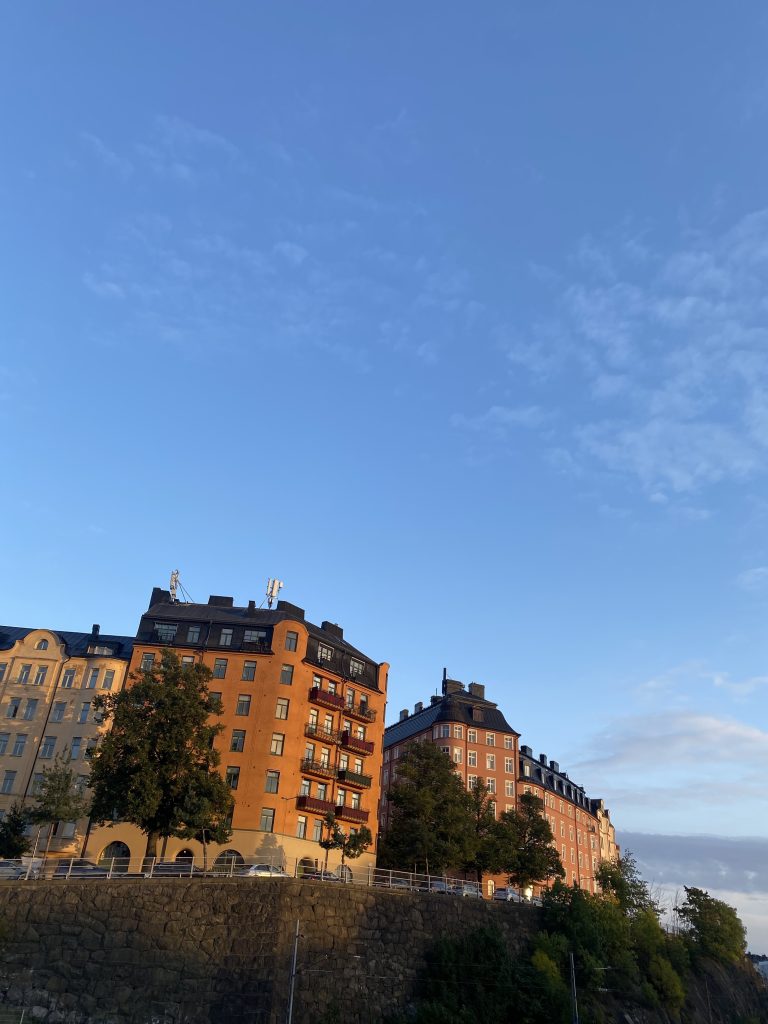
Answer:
[189,859,194,878]
[148,857,155,879]
[228,856,234,878]
[66,858,73,880]
[108,857,114,879]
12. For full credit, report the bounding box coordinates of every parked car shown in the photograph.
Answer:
[238,864,290,878]
[373,875,411,890]
[492,887,525,903]
[424,879,453,894]
[52,859,110,879]
[302,870,343,882]
[0,860,28,880]
[144,860,206,878]
[453,883,482,898]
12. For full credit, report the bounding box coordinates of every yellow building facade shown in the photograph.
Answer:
[0,624,133,858]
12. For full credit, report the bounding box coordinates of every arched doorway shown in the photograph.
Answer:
[297,857,316,878]
[213,849,244,875]
[98,841,131,874]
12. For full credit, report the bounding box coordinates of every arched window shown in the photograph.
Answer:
[213,849,244,875]
[35,640,48,651]
[98,841,131,873]
[175,848,195,861]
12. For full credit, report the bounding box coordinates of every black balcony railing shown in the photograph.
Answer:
[300,758,337,780]
[296,795,336,816]
[340,731,374,756]
[336,768,372,789]
[304,722,342,744]
[308,686,346,712]
[334,805,369,824]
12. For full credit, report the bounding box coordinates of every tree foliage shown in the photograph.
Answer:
[496,793,565,890]
[28,756,90,857]
[379,742,474,874]
[596,850,658,917]
[463,778,500,884]
[676,886,747,964]
[88,650,232,859]
[0,802,30,858]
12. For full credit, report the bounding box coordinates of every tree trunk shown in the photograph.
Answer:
[144,830,160,861]
[202,831,208,871]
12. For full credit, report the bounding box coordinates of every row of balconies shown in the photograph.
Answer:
[308,686,377,724]
[299,757,373,788]
[295,794,369,824]
[303,716,374,756]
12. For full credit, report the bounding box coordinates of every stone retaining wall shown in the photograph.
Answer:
[0,879,538,1023]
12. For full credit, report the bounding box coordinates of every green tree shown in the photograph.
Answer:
[379,742,473,875]
[28,756,90,859]
[88,650,229,860]
[496,793,564,891]
[596,851,659,916]
[463,778,500,886]
[0,801,30,858]
[175,771,234,870]
[676,886,747,964]
[318,811,344,872]
[338,824,372,876]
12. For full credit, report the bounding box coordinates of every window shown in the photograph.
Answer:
[0,734,7,755]
[244,628,267,645]
[505,781,514,797]
[140,653,155,671]
[467,729,477,743]
[486,754,496,770]
[300,778,311,796]
[36,639,49,650]
[345,689,355,708]
[154,622,177,642]
[259,808,275,832]
[355,725,365,740]
[1,771,16,795]
[61,669,75,688]
[285,631,298,652]
[486,733,495,746]
[317,643,333,663]
[351,792,361,810]
[310,818,323,842]
[467,750,477,767]
[337,788,347,806]
[89,645,113,656]
[523,764,531,777]
[33,666,48,686]
[439,724,450,738]
[453,748,463,764]
[40,736,56,759]
[32,773,44,795]
[70,737,82,760]
[327,680,337,694]
[181,655,195,667]
[440,746,450,755]
[265,770,280,793]
[242,661,256,681]
[349,658,365,677]
[296,815,307,838]
[226,766,240,790]
[0,665,6,683]
[504,736,514,749]
[453,725,463,738]
[487,778,496,794]
[78,703,90,724]
[23,699,38,721]
[84,668,98,689]
[219,628,233,647]
[316,782,328,801]
[187,625,201,643]
[18,665,31,685]
[467,774,477,789]
[505,757,514,773]
[270,733,285,756]
[6,699,20,719]
[231,730,245,752]
[236,694,251,716]
[280,664,294,686]
[209,691,222,709]
[101,670,115,690]
[11,735,26,757]
[51,702,66,723]
[213,659,228,679]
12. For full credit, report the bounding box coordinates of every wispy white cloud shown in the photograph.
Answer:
[273,241,308,267]
[451,404,550,434]
[82,271,125,299]
[736,566,768,592]
[80,132,133,178]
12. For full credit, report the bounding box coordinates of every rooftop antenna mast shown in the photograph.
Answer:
[169,570,180,603]
[266,578,284,609]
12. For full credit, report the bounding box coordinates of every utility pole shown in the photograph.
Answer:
[286,918,300,1024]
[569,952,580,1024]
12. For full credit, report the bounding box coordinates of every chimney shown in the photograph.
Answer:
[321,621,343,640]
[520,745,532,757]
[208,595,234,608]
[399,709,408,722]
[91,624,100,636]
[414,701,423,714]
[277,600,305,621]
[549,760,560,773]
[443,679,464,696]
[149,587,170,609]
[539,753,547,765]
[468,682,485,700]
[247,600,256,612]
[430,695,441,705]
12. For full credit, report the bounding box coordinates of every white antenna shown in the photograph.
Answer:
[169,569,180,603]
[266,578,284,608]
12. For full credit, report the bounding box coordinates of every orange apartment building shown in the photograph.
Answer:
[380,676,618,895]
[85,588,389,875]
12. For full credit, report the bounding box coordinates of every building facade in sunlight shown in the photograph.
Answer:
[0,625,133,857]
[380,676,619,894]
[85,588,388,874]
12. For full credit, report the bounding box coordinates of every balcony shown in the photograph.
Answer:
[300,758,337,781]
[309,686,345,712]
[336,768,372,789]
[340,731,374,757]
[296,795,336,816]
[334,805,369,825]
[304,722,342,745]
[343,701,377,724]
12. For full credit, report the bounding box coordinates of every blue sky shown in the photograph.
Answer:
[3,3,768,945]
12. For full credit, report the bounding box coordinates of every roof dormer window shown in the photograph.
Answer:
[35,640,48,651]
